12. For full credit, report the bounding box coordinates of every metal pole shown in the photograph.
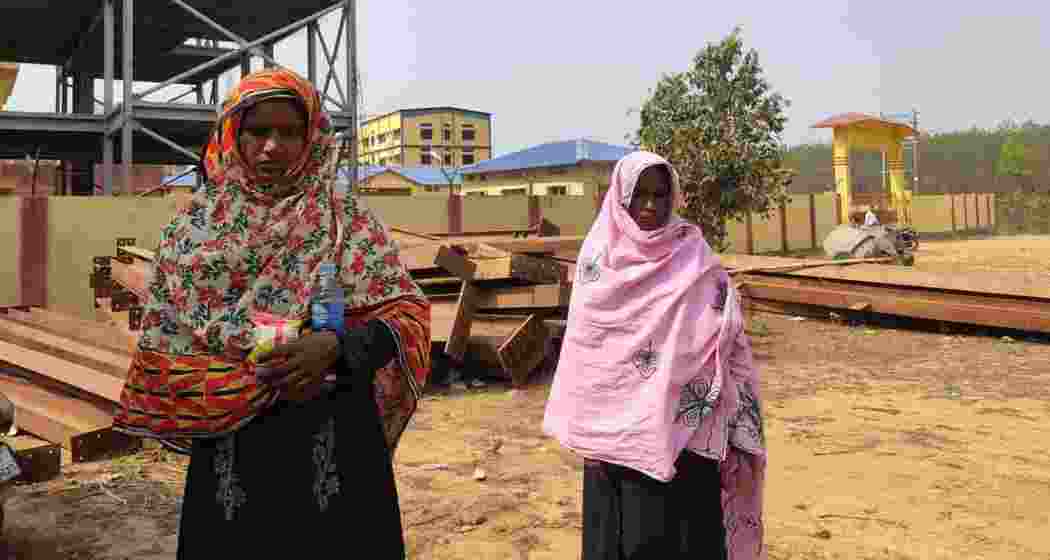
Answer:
[54,67,61,113]
[60,71,68,113]
[136,123,201,162]
[102,0,115,195]
[121,0,134,196]
[346,0,358,194]
[263,44,275,69]
[307,23,318,85]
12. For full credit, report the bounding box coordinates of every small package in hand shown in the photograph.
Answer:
[246,312,305,365]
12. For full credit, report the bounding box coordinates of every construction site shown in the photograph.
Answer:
[0,2,1048,560]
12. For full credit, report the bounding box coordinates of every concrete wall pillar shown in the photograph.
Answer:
[17,196,48,307]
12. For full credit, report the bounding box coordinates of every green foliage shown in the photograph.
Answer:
[997,129,1031,178]
[636,27,793,250]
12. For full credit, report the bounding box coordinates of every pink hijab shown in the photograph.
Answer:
[543,151,766,559]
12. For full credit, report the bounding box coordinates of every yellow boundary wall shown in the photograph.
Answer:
[0,192,999,316]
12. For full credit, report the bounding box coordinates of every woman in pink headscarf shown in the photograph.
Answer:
[543,151,766,560]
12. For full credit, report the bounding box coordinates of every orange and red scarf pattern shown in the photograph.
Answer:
[113,69,429,452]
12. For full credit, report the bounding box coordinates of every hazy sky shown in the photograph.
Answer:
[6,1,1049,156]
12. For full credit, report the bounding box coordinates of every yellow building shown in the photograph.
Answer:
[357,107,492,168]
[460,139,632,199]
[0,63,18,109]
[343,165,462,196]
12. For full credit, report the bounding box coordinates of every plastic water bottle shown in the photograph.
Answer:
[310,263,345,337]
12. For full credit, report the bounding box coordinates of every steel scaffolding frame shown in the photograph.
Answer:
[4,0,357,195]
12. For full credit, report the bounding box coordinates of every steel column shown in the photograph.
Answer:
[263,44,275,69]
[121,0,134,195]
[307,23,318,85]
[346,0,357,193]
[102,0,115,194]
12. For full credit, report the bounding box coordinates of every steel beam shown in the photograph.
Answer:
[134,3,343,101]
[121,0,134,195]
[307,23,318,84]
[9,436,61,483]
[346,0,358,191]
[102,0,115,195]
[0,376,138,462]
[135,123,201,162]
[132,101,216,122]
[0,112,104,133]
[0,317,130,378]
[0,307,132,356]
[737,275,1050,334]
[163,87,198,104]
[168,0,281,69]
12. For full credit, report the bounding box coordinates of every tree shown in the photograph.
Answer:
[636,27,793,250]
[996,128,1030,179]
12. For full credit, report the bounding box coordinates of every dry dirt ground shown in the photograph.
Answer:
[3,235,1050,560]
[910,234,1050,276]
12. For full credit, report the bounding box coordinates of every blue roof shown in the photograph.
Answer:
[161,168,200,187]
[461,139,634,175]
[338,165,462,188]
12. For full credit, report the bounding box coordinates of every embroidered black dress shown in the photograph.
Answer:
[175,320,404,559]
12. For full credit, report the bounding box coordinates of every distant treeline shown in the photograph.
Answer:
[783,120,1050,194]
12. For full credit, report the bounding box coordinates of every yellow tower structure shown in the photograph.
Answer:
[811,113,918,226]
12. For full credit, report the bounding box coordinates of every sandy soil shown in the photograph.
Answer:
[911,234,1050,277]
[3,235,1050,560]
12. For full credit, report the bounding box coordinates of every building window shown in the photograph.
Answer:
[391,128,401,140]
[462,148,475,165]
[548,185,567,196]
[421,152,433,165]
[443,125,452,142]
[443,152,453,166]
[420,123,433,141]
[503,188,527,196]
[462,124,476,142]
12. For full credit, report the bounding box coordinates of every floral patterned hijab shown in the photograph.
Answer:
[139,68,422,359]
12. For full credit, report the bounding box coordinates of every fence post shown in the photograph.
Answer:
[528,195,542,231]
[447,193,463,234]
[963,193,969,232]
[950,192,956,234]
[987,194,994,233]
[972,193,979,232]
[17,195,48,307]
[779,201,789,254]
[809,193,817,250]
[745,211,754,255]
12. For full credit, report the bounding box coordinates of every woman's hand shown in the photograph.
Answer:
[256,331,341,403]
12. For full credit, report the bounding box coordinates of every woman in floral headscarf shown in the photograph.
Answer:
[113,69,429,558]
[543,151,766,559]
